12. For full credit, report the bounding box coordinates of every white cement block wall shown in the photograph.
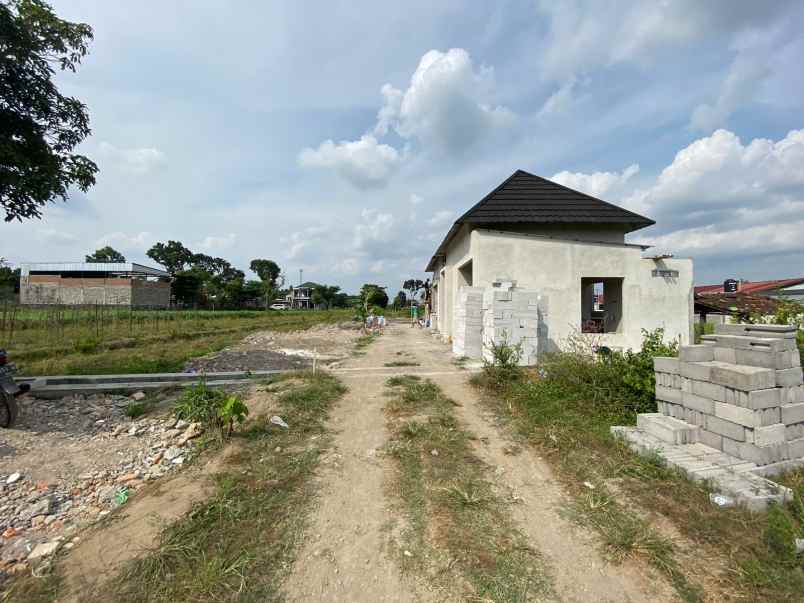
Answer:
[453,286,484,358]
[480,288,540,366]
[432,226,693,354]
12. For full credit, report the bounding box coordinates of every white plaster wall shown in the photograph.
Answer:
[472,229,693,351]
[437,225,475,342]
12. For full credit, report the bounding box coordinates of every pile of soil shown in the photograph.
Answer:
[185,321,363,373]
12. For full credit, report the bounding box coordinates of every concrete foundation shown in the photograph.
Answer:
[614,323,804,510]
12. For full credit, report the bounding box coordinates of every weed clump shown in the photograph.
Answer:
[481,335,525,391]
[174,381,248,440]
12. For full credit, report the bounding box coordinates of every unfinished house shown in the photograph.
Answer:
[20,262,171,308]
[426,169,693,363]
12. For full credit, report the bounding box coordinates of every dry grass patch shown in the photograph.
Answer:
[383,375,554,602]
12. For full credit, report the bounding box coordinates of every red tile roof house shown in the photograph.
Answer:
[694,279,804,324]
[695,278,804,300]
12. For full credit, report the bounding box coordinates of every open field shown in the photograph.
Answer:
[0,306,353,375]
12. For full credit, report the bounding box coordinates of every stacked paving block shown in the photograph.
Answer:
[481,288,540,366]
[452,286,484,358]
[614,323,803,510]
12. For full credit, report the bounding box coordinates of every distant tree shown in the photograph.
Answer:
[360,283,388,309]
[402,279,425,304]
[146,241,194,275]
[393,291,407,310]
[242,279,265,303]
[249,259,281,286]
[0,258,20,299]
[311,284,342,309]
[249,259,283,308]
[1,0,98,222]
[85,246,125,263]
[172,270,203,307]
[331,291,349,308]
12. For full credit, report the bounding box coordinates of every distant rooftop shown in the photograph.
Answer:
[20,262,169,278]
[695,278,804,296]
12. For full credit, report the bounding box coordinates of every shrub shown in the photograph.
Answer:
[481,332,524,391]
[539,328,679,420]
[174,381,249,440]
[125,401,148,418]
[764,505,799,566]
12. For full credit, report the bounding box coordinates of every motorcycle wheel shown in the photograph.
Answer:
[0,392,18,428]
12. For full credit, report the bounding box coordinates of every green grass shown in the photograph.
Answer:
[4,309,351,375]
[383,375,554,602]
[351,332,379,356]
[105,371,345,601]
[472,352,804,603]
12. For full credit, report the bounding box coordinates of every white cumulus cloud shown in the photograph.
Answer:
[551,164,639,198]
[95,231,154,253]
[624,128,804,257]
[298,134,403,189]
[690,54,772,132]
[536,1,789,79]
[426,209,455,227]
[98,142,166,174]
[375,48,516,154]
[197,233,237,252]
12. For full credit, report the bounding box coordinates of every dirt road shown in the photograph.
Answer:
[283,322,677,602]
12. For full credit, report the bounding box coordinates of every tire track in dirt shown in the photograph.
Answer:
[405,326,680,603]
[282,330,432,602]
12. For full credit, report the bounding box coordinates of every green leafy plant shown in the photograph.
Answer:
[218,394,249,436]
[174,381,248,440]
[115,487,130,506]
[125,401,148,418]
[482,332,524,391]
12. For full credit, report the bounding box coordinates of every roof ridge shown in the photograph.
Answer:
[455,169,524,224]
[519,171,654,224]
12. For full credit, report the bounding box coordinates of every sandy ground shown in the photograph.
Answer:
[186,321,362,372]
[283,323,677,602]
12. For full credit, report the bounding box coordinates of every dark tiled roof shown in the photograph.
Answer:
[458,169,654,225]
[426,169,655,271]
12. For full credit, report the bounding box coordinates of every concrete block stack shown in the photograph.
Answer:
[452,287,484,358]
[480,288,540,366]
[612,323,803,509]
[651,323,804,474]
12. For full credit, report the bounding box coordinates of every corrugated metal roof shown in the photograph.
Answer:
[425,169,655,271]
[20,262,169,277]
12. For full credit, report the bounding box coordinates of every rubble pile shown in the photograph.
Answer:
[0,393,204,580]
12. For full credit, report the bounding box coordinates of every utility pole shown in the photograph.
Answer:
[299,268,303,287]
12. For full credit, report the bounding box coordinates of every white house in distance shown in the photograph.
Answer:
[426,169,693,359]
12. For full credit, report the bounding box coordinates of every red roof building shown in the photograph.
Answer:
[695,278,804,297]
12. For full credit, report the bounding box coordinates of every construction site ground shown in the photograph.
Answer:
[1,321,696,601]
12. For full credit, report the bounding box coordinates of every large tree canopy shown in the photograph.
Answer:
[146,240,194,275]
[249,259,281,287]
[0,0,98,221]
[85,245,125,263]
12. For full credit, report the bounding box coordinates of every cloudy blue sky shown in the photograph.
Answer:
[4,1,804,293]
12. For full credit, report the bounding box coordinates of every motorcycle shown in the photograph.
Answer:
[0,349,29,428]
